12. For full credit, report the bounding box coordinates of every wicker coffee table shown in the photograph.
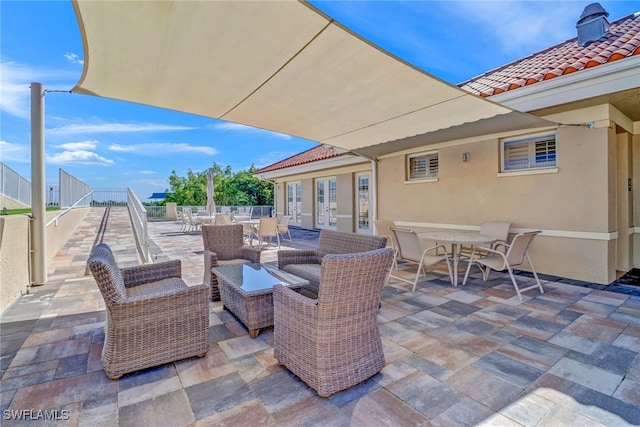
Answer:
[212,263,309,338]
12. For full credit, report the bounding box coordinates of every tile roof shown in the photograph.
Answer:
[254,144,341,174]
[460,12,640,97]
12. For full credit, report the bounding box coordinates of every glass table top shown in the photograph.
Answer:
[212,263,308,293]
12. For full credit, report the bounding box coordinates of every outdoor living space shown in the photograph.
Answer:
[1,206,639,426]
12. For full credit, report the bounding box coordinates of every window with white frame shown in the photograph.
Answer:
[407,151,438,181]
[502,133,557,172]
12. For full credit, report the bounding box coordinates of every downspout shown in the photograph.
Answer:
[347,151,378,222]
[257,176,277,217]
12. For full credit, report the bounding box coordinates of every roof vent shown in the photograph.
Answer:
[576,3,610,46]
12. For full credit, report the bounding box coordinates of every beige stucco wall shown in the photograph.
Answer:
[262,104,637,285]
[377,121,622,284]
[0,215,30,313]
[0,194,29,210]
[0,208,90,314]
[45,208,90,263]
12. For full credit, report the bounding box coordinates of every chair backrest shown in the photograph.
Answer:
[480,221,511,242]
[278,215,291,229]
[178,208,188,225]
[316,229,387,255]
[318,248,394,311]
[215,213,232,225]
[278,215,292,227]
[505,231,540,266]
[184,209,196,224]
[201,224,244,260]
[390,228,423,263]
[373,219,397,248]
[87,243,126,303]
[258,217,278,237]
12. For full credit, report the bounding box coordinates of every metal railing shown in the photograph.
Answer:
[0,162,31,205]
[147,205,273,221]
[127,188,149,263]
[91,188,128,206]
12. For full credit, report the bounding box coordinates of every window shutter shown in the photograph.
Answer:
[408,152,438,180]
[503,133,556,172]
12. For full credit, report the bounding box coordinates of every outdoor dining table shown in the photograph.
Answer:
[196,215,216,224]
[418,230,496,286]
[236,219,261,245]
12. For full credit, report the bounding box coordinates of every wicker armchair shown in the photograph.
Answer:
[277,229,387,298]
[202,224,261,300]
[273,247,395,397]
[87,243,210,380]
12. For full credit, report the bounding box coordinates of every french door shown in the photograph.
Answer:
[316,177,337,229]
[286,182,302,226]
[356,173,371,234]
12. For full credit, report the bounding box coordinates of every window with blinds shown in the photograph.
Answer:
[502,133,556,172]
[407,152,438,181]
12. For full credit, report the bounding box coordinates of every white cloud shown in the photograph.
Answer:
[0,140,30,163]
[0,60,37,119]
[211,122,292,139]
[54,140,99,151]
[448,1,579,55]
[64,52,84,65]
[48,122,197,135]
[46,150,114,166]
[108,142,217,156]
[139,170,157,175]
[0,58,79,120]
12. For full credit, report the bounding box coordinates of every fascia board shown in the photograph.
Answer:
[254,154,367,180]
[488,55,640,113]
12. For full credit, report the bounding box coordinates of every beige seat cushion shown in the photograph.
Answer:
[218,259,253,266]
[282,264,321,286]
[127,278,188,298]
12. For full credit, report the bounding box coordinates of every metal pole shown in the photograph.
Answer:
[30,82,47,286]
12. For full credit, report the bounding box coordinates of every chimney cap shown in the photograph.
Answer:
[577,3,609,25]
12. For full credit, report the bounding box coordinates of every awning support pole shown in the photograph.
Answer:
[30,82,47,286]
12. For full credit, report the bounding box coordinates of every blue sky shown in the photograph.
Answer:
[1,1,638,200]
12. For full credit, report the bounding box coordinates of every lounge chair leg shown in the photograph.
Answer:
[249,329,259,339]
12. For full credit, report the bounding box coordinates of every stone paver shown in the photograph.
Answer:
[1,207,640,426]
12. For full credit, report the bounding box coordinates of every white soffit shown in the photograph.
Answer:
[71,0,554,155]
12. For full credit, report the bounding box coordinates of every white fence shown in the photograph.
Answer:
[59,169,91,209]
[0,162,30,205]
[127,188,149,263]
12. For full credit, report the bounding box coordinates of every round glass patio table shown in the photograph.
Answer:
[418,231,496,286]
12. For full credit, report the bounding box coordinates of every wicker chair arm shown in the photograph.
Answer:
[122,260,182,288]
[277,249,320,268]
[115,283,210,310]
[240,246,261,263]
[204,250,219,265]
[273,284,318,320]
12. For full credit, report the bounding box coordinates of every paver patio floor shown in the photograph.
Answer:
[1,207,639,426]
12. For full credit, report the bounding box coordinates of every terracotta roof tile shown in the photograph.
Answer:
[460,12,640,96]
[254,145,341,174]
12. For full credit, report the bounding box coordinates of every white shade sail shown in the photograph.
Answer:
[71,0,554,155]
